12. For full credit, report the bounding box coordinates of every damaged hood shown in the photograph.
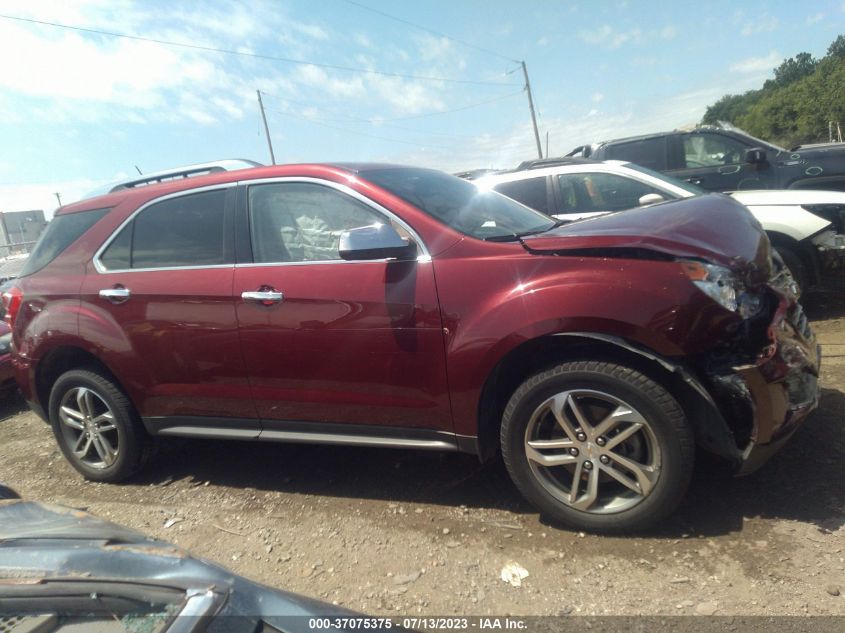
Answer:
[521,193,772,275]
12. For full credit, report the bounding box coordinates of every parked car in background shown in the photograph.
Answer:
[2,160,819,532]
[471,158,845,293]
[566,123,845,193]
[0,490,353,626]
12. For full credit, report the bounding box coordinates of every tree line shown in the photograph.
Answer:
[702,35,845,148]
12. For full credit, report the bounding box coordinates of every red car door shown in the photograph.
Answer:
[80,186,258,430]
[233,179,452,437]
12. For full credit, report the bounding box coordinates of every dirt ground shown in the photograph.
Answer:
[0,282,843,618]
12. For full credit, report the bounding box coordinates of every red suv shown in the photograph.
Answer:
[4,161,820,532]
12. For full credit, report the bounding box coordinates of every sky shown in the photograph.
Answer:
[1,0,844,217]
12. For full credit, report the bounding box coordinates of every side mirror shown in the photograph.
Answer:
[744,147,767,164]
[338,223,416,261]
[638,193,665,206]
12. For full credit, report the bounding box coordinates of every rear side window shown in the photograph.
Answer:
[18,208,109,277]
[99,189,229,270]
[604,137,666,170]
[556,173,667,213]
[493,177,551,215]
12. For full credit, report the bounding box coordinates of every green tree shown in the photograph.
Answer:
[767,52,818,88]
[702,34,845,147]
[702,91,759,125]
[828,34,845,59]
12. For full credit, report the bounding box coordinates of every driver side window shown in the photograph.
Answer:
[248,183,412,263]
[682,134,747,168]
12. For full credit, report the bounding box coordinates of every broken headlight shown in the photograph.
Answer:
[680,260,763,318]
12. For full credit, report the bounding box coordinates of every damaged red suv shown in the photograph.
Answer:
[4,162,820,532]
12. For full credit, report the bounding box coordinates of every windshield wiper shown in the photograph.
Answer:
[514,220,564,238]
[484,233,521,242]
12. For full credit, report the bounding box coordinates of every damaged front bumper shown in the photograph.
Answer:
[705,295,821,475]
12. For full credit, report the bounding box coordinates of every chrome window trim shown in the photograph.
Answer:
[238,176,432,263]
[92,183,236,274]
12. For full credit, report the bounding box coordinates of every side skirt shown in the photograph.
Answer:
[142,416,478,454]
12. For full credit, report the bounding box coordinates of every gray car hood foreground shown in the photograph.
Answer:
[0,499,352,627]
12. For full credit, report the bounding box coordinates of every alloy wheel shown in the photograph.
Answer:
[524,389,661,514]
[58,386,119,470]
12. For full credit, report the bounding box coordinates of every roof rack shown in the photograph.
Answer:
[106,159,263,193]
[516,156,599,170]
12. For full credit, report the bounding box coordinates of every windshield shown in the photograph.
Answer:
[361,167,556,240]
[623,163,707,196]
[716,121,786,152]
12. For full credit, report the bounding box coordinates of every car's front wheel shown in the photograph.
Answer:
[49,369,151,482]
[775,246,807,298]
[501,361,694,533]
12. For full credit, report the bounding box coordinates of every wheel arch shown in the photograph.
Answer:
[35,346,134,421]
[475,332,742,466]
[765,230,821,286]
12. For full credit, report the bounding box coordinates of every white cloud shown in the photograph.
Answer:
[294,65,366,99]
[660,25,678,39]
[0,178,104,218]
[414,33,453,62]
[580,24,644,48]
[806,12,824,25]
[730,50,781,74]
[591,92,605,103]
[0,0,337,127]
[354,32,373,48]
[740,14,778,36]
[537,36,549,47]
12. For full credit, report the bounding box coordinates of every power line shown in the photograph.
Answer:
[0,13,518,87]
[341,0,519,64]
[266,107,461,151]
[386,89,525,120]
[260,88,524,124]
[265,101,481,140]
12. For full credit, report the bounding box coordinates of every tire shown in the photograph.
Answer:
[48,369,152,482]
[0,483,20,499]
[501,361,694,533]
[776,246,807,297]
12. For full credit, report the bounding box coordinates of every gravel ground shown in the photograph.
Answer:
[0,281,843,618]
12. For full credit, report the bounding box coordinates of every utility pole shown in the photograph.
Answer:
[54,192,62,207]
[256,90,276,165]
[521,61,543,159]
[545,131,550,159]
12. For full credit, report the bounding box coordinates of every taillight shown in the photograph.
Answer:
[2,286,23,326]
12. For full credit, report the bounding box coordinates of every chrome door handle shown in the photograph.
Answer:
[241,290,284,304]
[99,287,131,303]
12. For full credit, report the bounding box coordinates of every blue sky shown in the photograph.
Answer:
[1,0,844,216]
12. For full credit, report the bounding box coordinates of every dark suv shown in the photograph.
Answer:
[567,124,845,192]
[4,161,820,532]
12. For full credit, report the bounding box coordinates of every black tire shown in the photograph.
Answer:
[776,246,807,297]
[48,369,152,482]
[0,483,20,499]
[501,361,694,533]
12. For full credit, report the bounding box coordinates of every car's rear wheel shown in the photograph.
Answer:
[49,369,151,482]
[501,361,694,533]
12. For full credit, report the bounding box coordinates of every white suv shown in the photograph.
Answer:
[472,158,845,292]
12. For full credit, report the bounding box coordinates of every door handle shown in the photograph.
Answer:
[241,289,284,305]
[99,286,131,304]
[684,177,703,185]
